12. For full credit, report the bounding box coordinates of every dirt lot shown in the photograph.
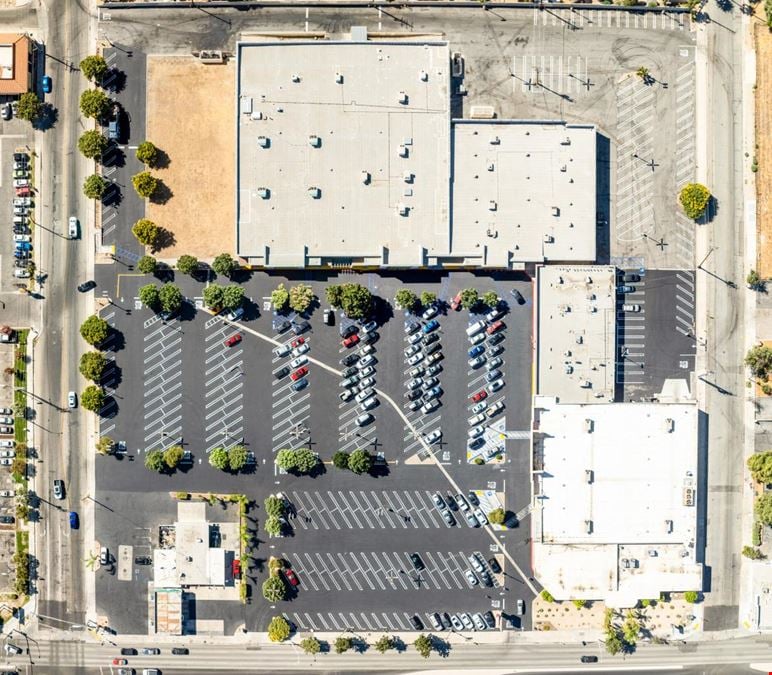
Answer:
[146,56,235,261]
[755,24,772,278]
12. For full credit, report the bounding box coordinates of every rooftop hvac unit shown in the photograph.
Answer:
[308,135,321,147]
[257,136,269,148]
[240,97,253,115]
[585,520,593,535]
[587,305,597,313]
[257,187,270,199]
[564,364,573,375]
[552,206,560,216]
[487,162,495,172]
[560,164,567,172]
[489,135,500,145]
[419,70,428,81]
[308,187,321,199]
[544,234,554,243]
[665,519,673,533]
[561,136,571,145]
[398,144,408,158]
[403,171,413,183]
[291,73,301,83]
[398,90,408,104]
[564,350,572,357]
[250,111,263,121]
[361,170,370,184]
[335,72,344,84]
[585,276,592,283]
[585,469,593,482]
[199,50,224,64]
[488,201,497,211]
[584,419,593,434]
[580,380,591,388]
[575,335,583,344]
[397,203,409,216]
[665,418,674,432]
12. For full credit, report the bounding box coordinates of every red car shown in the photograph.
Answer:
[470,389,488,403]
[15,187,30,197]
[342,334,360,348]
[450,292,463,311]
[290,366,308,381]
[486,320,504,335]
[284,568,300,586]
[113,659,128,666]
[224,334,242,347]
[291,337,305,349]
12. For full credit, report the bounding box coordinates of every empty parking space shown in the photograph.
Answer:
[204,316,245,452]
[142,315,183,452]
[271,330,312,454]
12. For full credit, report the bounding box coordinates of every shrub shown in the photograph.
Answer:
[748,452,772,484]
[262,575,287,601]
[81,385,105,412]
[753,520,763,546]
[420,291,437,308]
[203,284,224,310]
[132,218,160,248]
[395,289,418,312]
[742,545,764,560]
[228,445,249,472]
[137,255,157,274]
[159,283,183,314]
[275,448,318,474]
[145,450,165,472]
[334,636,352,654]
[683,590,699,603]
[209,447,229,471]
[212,253,237,277]
[271,284,289,311]
[487,508,505,525]
[300,636,321,654]
[333,451,350,470]
[163,445,184,469]
[267,616,291,642]
[265,495,286,518]
[83,174,108,199]
[265,515,283,537]
[95,436,113,455]
[413,633,432,658]
[460,288,479,310]
[678,183,711,220]
[325,285,343,308]
[77,130,108,159]
[340,283,372,319]
[482,290,499,308]
[572,599,587,609]
[747,269,762,289]
[746,345,772,380]
[374,634,395,654]
[347,448,373,475]
[222,285,245,311]
[176,254,198,275]
[541,589,554,603]
[132,171,158,199]
[136,141,158,166]
[289,283,314,313]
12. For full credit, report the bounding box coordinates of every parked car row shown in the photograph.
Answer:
[411,609,497,632]
[339,321,380,426]
[10,152,33,278]
[273,323,312,392]
[431,491,488,528]
[403,311,444,416]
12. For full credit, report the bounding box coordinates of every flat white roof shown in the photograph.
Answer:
[236,39,451,267]
[531,396,701,602]
[535,265,616,403]
[451,122,596,266]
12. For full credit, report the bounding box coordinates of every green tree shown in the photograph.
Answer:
[139,284,160,310]
[222,285,245,311]
[271,284,289,311]
[460,288,479,310]
[132,171,158,199]
[748,452,772,484]
[79,351,106,382]
[159,283,183,314]
[413,633,432,658]
[95,436,114,455]
[163,445,184,469]
[132,219,160,247]
[300,636,321,655]
[203,284,225,310]
[81,385,105,413]
[395,289,418,313]
[136,141,158,167]
[228,445,249,472]
[679,183,711,220]
[265,495,286,518]
[212,253,237,277]
[265,515,284,537]
[145,449,165,472]
[267,616,291,642]
[748,269,763,290]
[80,315,109,346]
[572,599,587,609]
[15,92,42,122]
[334,636,352,654]
[420,291,437,308]
[209,447,230,471]
[332,450,350,470]
[83,174,108,199]
[374,634,395,654]
[605,630,623,655]
[340,283,372,319]
[137,255,157,274]
[289,283,314,313]
[80,88,111,119]
[77,130,108,159]
[488,507,505,525]
[10,456,26,481]
[742,545,764,560]
[276,448,318,474]
[635,66,650,81]
[176,254,199,275]
[683,590,699,603]
[79,54,108,82]
[262,575,287,601]
[746,345,772,380]
[347,448,373,475]
[325,285,343,308]
[622,613,640,644]
[482,290,499,308]
[540,589,554,603]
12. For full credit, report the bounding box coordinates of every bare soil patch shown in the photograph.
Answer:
[755,25,772,277]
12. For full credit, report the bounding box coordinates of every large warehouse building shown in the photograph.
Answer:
[236,31,597,268]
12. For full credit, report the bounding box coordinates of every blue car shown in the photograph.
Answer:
[15,242,31,251]
[42,75,52,94]
[468,344,485,358]
[69,511,79,529]
[422,319,440,334]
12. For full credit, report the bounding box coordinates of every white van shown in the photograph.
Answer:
[465,320,486,337]
[68,216,79,239]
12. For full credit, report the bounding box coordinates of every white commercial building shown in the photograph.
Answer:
[531,396,702,606]
[235,31,598,268]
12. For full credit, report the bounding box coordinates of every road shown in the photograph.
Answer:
[31,0,98,628]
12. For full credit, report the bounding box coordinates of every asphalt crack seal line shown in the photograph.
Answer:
[224,317,539,596]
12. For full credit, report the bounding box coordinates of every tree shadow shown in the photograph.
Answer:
[149,180,173,205]
[700,195,719,224]
[352,638,369,654]
[715,0,733,10]
[153,263,175,284]
[32,104,58,131]
[430,635,451,657]
[100,361,123,390]
[230,268,254,284]
[101,183,122,208]
[152,148,171,170]
[102,67,126,94]
[191,267,213,284]
[393,637,407,653]
[98,395,119,419]
[102,145,125,169]
[152,227,176,252]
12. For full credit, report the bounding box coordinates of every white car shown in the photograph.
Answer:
[468,425,485,439]
[423,377,439,389]
[622,304,641,312]
[422,305,438,320]
[469,332,486,346]
[468,356,485,369]
[404,321,420,335]
[486,401,505,418]
[0,491,13,498]
[485,308,502,322]
[0,409,11,416]
[13,179,28,188]
[360,396,377,411]
[355,413,373,427]
[404,344,420,358]
[487,379,504,393]
[292,343,310,357]
[289,355,308,369]
[355,388,373,404]
[67,391,77,409]
[359,365,375,378]
[408,332,423,345]
[471,401,488,414]
[425,429,442,444]
[407,352,424,366]
[487,357,503,370]
[359,344,375,356]
[273,343,292,358]
[407,378,423,391]
[421,399,440,415]
[358,376,375,390]
[468,413,486,426]
[13,197,30,206]
[226,306,244,322]
[0,441,14,449]
[408,366,424,378]
[0,417,11,426]
[464,570,478,586]
[0,450,14,458]
[68,216,79,239]
[359,354,376,368]
[408,399,422,412]
[0,459,11,467]
[474,508,488,526]
[13,234,30,243]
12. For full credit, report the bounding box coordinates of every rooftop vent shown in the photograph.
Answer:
[361,170,370,184]
[308,187,321,199]
[490,135,500,145]
[575,335,583,344]
[552,206,560,217]
[561,136,571,145]
[398,144,408,158]
[665,418,674,433]
[257,187,270,199]
[257,136,269,148]
[335,72,344,84]
[403,171,413,183]
[489,200,497,211]
[487,162,495,172]
[584,419,593,434]
[585,520,593,535]
[398,90,408,104]
[419,70,428,81]
[544,234,554,243]
[585,468,594,482]
[308,134,321,148]
[397,203,409,216]
[291,73,301,83]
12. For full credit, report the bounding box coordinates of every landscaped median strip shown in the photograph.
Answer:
[220,317,539,596]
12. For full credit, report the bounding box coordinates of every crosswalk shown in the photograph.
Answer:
[203,317,245,452]
[532,7,687,31]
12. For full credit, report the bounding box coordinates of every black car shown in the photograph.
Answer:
[340,323,358,338]
[13,153,27,162]
[134,556,152,565]
[77,280,97,293]
[172,647,189,655]
[409,552,425,571]
[580,655,598,663]
[1,104,12,120]
[323,309,334,325]
[483,611,496,629]
[467,491,480,507]
[406,389,422,401]
[487,557,502,574]
[488,331,506,345]
[445,494,458,511]
[623,273,641,283]
[425,342,442,355]
[342,366,359,378]
[510,288,525,305]
[291,320,309,335]
[120,648,137,656]
[440,612,452,630]
[274,366,290,380]
[409,614,424,631]
[0,516,14,524]
[340,353,359,367]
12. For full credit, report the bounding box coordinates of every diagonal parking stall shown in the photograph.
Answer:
[203,315,245,452]
[271,326,312,454]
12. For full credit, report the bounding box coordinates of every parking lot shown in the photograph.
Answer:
[93,270,534,633]
[0,137,34,291]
